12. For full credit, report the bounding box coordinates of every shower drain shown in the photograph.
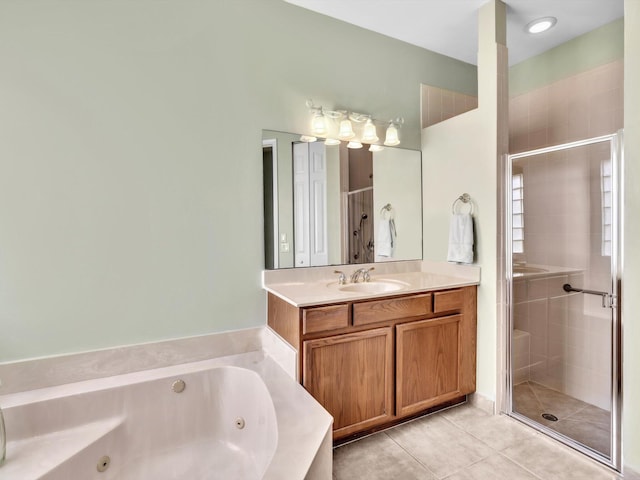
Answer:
[542,413,558,422]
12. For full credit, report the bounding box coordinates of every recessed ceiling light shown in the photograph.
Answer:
[526,17,557,34]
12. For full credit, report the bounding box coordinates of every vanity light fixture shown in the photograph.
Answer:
[361,118,379,143]
[525,16,557,34]
[305,99,403,147]
[299,135,317,142]
[347,141,363,149]
[311,109,328,136]
[369,144,384,152]
[338,119,355,140]
[384,122,400,146]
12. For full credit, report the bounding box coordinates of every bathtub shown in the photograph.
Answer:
[0,351,332,479]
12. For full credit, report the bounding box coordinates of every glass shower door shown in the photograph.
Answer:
[507,134,621,469]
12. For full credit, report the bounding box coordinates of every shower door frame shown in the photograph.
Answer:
[504,132,623,472]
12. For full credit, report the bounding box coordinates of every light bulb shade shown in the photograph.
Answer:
[362,119,379,143]
[311,111,328,136]
[324,138,341,146]
[384,124,400,146]
[300,135,317,143]
[369,144,384,152]
[338,119,355,140]
[347,141,363,149]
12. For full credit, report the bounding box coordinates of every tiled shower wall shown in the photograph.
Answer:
[421,85,478,128]
[509,60,623,154]
[513,271,611,410]
[509,60,623,410]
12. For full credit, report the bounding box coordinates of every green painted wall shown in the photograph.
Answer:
[510,18,624,96]
[0,0,476,362]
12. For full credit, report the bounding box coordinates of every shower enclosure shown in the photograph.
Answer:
[506,133,622,470]
[345,145,375,264]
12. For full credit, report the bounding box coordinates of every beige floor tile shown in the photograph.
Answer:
[622,467,640,480]
[513,381,612,456]
[333,432,436,480]
[552,418,611,455]
[386,415,494,478]
[502,434,619,480]
[440,404,490,426]
[458,414,537,451]
[566,404,611,428]
[443,453,540,480]
[526,381,588,419]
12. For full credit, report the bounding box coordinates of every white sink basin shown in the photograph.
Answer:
[331,279,410,294]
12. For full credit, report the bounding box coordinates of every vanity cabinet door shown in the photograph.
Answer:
[303,327,394,440]
[396,315,462,417]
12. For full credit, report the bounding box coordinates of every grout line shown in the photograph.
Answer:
[438,455,495,480]
[383,430,440,479]
[524,381,548,412]
[496,450,546,480]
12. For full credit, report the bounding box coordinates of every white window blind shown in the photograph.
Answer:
[512,173,524,254]
[601,159,612,257]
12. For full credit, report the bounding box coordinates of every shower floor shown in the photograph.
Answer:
[513,381,611,457]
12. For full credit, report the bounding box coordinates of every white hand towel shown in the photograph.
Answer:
[447,213,474,264]
[377,219,395,257]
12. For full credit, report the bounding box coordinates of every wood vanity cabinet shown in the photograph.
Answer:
[267,285,477,441]
[303,327,394,438]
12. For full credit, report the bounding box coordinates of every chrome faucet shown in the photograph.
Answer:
[334,270,347,285]
[350,267,374,283]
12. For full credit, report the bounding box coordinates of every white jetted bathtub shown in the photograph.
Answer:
[0,351,332,480]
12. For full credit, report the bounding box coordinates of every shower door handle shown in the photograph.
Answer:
[562,284,616,308]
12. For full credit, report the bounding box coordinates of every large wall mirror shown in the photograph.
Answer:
[263,130,422,269]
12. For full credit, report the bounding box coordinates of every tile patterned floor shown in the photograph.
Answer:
[333,404,637,480]
[513,381,611,456]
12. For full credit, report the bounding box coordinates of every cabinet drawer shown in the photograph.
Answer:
[353,293,432,327]
[302,304,350,334]
[433,289,464,313]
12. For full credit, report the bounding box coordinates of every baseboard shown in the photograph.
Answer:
[469,392,495,415]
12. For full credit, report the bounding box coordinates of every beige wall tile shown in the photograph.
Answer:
[421,85,478,128]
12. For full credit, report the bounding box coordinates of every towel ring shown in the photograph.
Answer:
[452,193,474,215]
[380,203,394,219]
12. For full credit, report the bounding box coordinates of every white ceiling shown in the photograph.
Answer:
[285,0,624,65]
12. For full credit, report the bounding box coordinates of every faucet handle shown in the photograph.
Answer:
[363,266,375,282]
[334,270,346,285]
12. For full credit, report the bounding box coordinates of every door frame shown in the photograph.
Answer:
[263,138,279,269]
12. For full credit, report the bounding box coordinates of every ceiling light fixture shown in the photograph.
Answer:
[305,100,403,148]
[525,16,557,34]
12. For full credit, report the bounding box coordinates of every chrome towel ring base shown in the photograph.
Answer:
[452,193,474,214]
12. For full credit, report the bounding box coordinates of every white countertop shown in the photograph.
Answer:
[512,263,583,279]
[263,260,480,307]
